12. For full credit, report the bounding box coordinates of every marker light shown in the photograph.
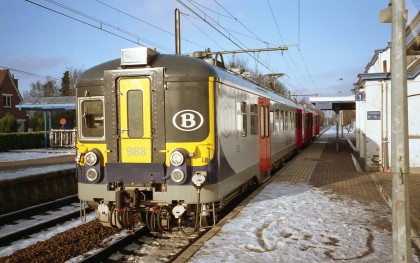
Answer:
[170,151,185,166]
[171,169,185,183]
[85,152,98,166]
[86,168,99,182]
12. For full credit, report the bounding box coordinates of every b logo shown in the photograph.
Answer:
[173,110,204,131]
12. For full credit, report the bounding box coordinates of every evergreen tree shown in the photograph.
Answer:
[60,71,71,96]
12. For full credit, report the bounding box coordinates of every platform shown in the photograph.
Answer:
[176,126,420,262]
[0,155,74,172]
[0,151,76,214]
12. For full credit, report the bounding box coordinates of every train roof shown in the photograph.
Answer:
[77,48,298,108]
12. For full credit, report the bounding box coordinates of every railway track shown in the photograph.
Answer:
[80,226,149,262]
[0,195,93,247]
[0,209,83,246]
[0,168,264,262]
[0,195,79,226]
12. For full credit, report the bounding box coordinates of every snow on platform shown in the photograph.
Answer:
[189,183,418,263]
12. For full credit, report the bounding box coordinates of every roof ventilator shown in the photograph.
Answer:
[120,47,158,67]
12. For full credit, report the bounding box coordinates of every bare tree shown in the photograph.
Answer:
[227,56,288,96]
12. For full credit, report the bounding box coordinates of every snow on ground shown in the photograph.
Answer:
[190,182,419,263]
[0,149,75,162]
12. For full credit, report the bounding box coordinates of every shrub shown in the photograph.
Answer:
[0,113,19,133]
[0,132,46,152]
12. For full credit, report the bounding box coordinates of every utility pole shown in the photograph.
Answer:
[380,1,412,262]
[175,8,181,55]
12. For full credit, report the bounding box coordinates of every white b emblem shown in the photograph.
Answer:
[172,110,204,131]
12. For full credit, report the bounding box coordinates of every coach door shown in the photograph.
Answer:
[258,97,271,175]
[118,77,152,163]
[296,109,303,148]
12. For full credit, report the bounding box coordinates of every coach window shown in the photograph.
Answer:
[291,112,295,129]
[269,108,274,133]
[127,90,143,137]
[250,104,258,135]
[289,112,292,130]
[80,98,104,138]
[280,110,284,131]
[274,109,280,133]
[236,101,247,137]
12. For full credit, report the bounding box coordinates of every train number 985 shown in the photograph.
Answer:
[126,146,147,156]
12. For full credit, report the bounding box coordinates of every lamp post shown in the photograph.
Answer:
[337,78,344,138]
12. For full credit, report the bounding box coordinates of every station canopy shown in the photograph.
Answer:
[16,96,75,111]
[309,96,355,112]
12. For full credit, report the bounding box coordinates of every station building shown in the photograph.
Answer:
[354,12,420,172]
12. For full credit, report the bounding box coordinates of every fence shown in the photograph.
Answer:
[49,129,76,148]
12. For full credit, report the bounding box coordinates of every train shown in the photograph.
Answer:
[76,47,319,231]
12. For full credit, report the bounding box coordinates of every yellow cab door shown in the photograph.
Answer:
[118,77,152,163]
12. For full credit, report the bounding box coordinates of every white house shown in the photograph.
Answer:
[354,13,420,172]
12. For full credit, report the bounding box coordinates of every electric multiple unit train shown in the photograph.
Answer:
[76,47,319,231]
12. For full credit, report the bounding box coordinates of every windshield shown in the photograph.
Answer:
[79,97,105,139]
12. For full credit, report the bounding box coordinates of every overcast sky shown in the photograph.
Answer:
[1,0,419,97]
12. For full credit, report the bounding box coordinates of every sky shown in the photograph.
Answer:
[1,0,419,98]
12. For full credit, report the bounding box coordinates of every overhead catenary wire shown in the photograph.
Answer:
[185,14,279,47]
[195,0,301,94]
[212,0,268,45]
[95,0,206,50]
[189,0,234,20]
[183,0,253,51]
[266,0,320,94]
[209,0,282,74]
[266,0,305,92]
[296,0,318,90]
[24,0,173,53]
[0,65,61,82]
[43,0,172,52]
[177,0,275,74]
[181,12,226,51]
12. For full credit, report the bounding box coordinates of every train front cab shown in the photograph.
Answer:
[76,50,220,229]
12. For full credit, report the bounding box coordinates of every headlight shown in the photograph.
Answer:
[85,152,98,166]
[170,151,185,166]
[86,168,99,182]
[171,169,185,183]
